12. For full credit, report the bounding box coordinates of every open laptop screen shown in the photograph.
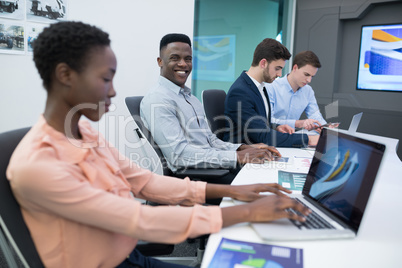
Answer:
[302,129,385,232]
[348,112,363,134]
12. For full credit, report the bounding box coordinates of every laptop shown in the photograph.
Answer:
[251,128,385,241]
[348,112,363,134]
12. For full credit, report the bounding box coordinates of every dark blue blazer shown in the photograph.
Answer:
[223,71,308,147]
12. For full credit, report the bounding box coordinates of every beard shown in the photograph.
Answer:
[263,69,275,83]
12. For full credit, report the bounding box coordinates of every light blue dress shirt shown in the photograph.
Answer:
[140,76,240,172]
[265,75,327,129]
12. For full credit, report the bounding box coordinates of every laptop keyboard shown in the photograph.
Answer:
[288,198,335,230]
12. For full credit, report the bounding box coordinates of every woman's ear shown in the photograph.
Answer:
[54,63,74,87]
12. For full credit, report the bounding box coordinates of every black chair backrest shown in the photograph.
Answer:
[125,96,172,176]
[0,127,45,268]
[202,89,228,140]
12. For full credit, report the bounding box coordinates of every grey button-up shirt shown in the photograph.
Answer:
[140,76,240,172]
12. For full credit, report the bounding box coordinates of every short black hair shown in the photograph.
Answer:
[251,38,291,66]
[33,21,110,90]
[293,50,321,69]
[159,33,191,52]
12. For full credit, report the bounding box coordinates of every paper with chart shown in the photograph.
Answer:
[208,237,303,268]
[277,170,307,192]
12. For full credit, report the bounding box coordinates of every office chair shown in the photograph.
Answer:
[0,127,44,268]
[124,96,172,177]
[125,96,229,266]
[0,127,174,268]
[201,89,229,140]
[125,96,230,180]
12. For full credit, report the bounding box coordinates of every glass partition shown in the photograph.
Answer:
[192,0,295,99]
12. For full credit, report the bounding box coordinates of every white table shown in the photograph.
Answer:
[201,133,402,268]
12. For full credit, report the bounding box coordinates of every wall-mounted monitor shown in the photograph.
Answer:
[357,23,402,92]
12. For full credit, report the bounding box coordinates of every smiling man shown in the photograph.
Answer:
[266,50,329,132]
[223,38,318,148]
[140,34,280,186]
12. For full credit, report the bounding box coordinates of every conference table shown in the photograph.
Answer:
[201,130,402,268]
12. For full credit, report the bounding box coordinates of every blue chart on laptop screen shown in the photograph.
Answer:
[305,132,382,226]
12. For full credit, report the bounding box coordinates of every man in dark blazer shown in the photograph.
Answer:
[223,38,319,148]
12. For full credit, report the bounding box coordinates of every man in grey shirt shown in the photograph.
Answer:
[141,33,279,185]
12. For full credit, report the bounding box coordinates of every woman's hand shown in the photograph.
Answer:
[221,195,311,227]
[230,183,291,202]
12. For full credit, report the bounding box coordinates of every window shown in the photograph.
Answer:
[192,0,296,99]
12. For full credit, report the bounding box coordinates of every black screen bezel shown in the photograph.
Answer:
[356,22,402,93]
[302,129,386,232]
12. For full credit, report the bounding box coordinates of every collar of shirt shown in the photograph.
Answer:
[158,76,192,96]
[246,73,269,117]
[282,74,301,94]
[246,72,265,92]
[38,115,102,164]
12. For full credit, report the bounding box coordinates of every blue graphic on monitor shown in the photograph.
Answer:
[357,24,402,92]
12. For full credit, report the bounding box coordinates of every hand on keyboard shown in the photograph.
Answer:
[221,195,312,227]
[247,196,311,223]
[287,199,335,230]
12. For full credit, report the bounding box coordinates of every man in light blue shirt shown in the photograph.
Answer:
[266,51,330,132]
[141,34,279,184]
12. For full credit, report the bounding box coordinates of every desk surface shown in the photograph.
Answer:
[202,135,402,268]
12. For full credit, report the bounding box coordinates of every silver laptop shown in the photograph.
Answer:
[251,128,385,241]
[348,112,363,134]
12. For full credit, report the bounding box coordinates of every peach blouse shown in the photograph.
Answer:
[7,116,222,268]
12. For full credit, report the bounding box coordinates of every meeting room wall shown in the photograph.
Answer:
[293,0,402,159]
[0,0,195,156]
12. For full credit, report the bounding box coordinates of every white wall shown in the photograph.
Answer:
[0,0,194,157]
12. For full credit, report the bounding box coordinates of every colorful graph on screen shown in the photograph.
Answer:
[357,24,402,92]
